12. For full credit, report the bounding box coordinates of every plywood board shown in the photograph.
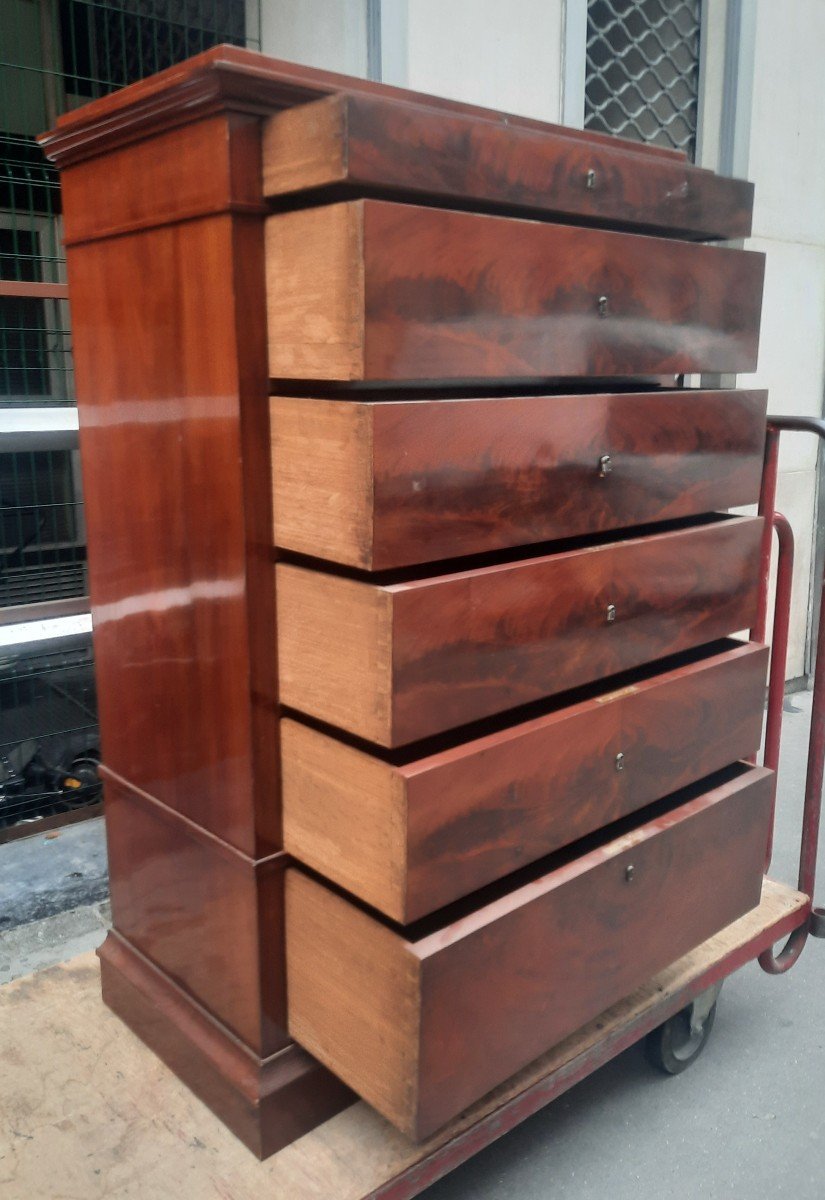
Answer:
[0,879,806,1200]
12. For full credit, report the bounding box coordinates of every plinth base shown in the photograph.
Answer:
[98,931,354,1159]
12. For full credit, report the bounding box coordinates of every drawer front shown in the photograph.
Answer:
[271,389,768,569]
[265,200,765,382]
[263,92,754,241]
[277,516,763,746]
[282,641,769,922]
[286,765,773,1138]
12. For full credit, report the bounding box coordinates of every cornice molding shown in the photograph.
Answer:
[39,43,684,169]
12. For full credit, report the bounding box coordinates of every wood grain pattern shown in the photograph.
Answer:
[96,933,353,1161]
[271,389,768,569]
[266,201,365,379]
[65,136,276,856]
[277,516,763,747]
[103,772,285,1054]
[54,95,351,1150]
[42,43,683,171]
[286,765,773,1138]
[282,640,768,921]
[44,42,769,1162]
[6,882,808,1197]
[265,199,765,382]
[263,92,754,240]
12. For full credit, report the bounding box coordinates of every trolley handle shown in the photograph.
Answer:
[753,416,825,973]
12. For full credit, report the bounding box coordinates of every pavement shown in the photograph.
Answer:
[1,693,823,1198]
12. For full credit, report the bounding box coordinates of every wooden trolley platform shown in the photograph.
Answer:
[0,880,807,1200]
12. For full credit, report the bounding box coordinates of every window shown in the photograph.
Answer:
[585,0,702,159]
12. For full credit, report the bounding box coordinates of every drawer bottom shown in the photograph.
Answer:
[286,764,772,1140]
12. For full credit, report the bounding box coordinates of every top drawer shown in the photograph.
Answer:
[263,93,754,241]
[265,200,765,383]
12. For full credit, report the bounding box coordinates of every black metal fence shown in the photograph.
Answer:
[0,0,260,833]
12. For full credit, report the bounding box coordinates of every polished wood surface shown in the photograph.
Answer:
[271,389,768,569]
[286,765,773,1139]
[263,92,754,240]
[98,932,353,1160]
[65,126,277,857]
[44,44,768,1161]
[41,43,683,170]
[277,516,763,747]
[266,199,765,382]
[103,773,285,1053]
[282,641,768,921]
[50,83,352,1155]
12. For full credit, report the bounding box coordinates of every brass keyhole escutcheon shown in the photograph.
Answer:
[598,454,612,478]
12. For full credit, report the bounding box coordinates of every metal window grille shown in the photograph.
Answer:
[0,636,100,830]
[0,449,87,607]
[585,0,702,159]
[0,1,261,410]
[0,1,261,831]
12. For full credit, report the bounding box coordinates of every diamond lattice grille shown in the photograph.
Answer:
[585,0,701,159]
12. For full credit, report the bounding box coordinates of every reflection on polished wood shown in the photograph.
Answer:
[282,640,769,921]
[42,43,768,1158]
[277,516,763,747]
[265,200,765,382]
[262,91,755,240]
[271,389,767,569]
[286,765,773,1139]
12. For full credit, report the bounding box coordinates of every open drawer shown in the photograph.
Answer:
[276,515,762,746]
[286,763,773,1139]
[265,199,764,383]
[270,389,767,570]
[283,639,768,921]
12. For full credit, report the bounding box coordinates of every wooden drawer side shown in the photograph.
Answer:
[286,868,422,1126]
[282,640,769,921]
[285,766,773,1138]
[266,199,765,382]
[270,389,768,570]
[277,516,762,747]
[262,92,754,241]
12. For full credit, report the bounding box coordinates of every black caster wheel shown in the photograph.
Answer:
[645,984,721,1075]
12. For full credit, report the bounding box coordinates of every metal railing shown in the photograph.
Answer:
[753,416,825,971]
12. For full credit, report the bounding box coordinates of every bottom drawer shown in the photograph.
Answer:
[286,764,772,1140]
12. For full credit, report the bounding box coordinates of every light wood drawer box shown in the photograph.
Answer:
[282,639,768,922]
[286,763,773,1139]
[276,515,762,747]
[271,388,767,570]
[263,92,754,241]
[265,199,765,382]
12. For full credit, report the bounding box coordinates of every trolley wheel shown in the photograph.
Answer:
[645,983,721,1075]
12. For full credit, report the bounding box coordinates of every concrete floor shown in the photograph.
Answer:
[0,695,823,1197]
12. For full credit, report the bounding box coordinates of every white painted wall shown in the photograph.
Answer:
[734,0,825,679]
[384,0,566,122]
[260,0,368,77]
[257,0,823,679]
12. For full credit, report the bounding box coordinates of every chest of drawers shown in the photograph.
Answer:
[43,45,770,1158]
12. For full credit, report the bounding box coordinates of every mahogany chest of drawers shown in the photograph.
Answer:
[43,46,770,1157]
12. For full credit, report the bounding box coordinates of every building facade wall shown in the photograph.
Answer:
[259,0,824,683]
[736,0,825,680]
